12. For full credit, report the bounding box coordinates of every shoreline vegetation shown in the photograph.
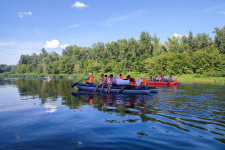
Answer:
[0,73,224,85]
[1,27,225,85]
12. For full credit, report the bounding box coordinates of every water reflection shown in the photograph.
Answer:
[0,78,225,148]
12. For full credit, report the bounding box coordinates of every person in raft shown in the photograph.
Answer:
[147,75,153,81]
[153,75,159,81]
[173,76,177,82]
[117,75,136,93]
[93,74,106,92]
[169,76,173,82]
[84,73,94,87]
[100,75,108,92]
[105,74,117,93]
[139,75,147,86]
[114,72,124,79]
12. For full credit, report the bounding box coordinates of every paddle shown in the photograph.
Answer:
[71,79,84,88]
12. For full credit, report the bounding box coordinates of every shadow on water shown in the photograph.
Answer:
[1,78,225,149]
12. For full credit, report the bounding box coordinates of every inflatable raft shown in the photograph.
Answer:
[148,81,180,85]
[76,84,158,94]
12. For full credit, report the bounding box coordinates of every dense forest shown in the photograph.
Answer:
[2,26,225,77]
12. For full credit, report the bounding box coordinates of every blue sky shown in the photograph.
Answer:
[0,0,225,65]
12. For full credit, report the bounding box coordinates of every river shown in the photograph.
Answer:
[0,78,224,149]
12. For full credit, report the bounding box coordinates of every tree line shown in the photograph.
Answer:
[2,26,225,77]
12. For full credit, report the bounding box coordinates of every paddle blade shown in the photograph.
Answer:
[71,82,79,88]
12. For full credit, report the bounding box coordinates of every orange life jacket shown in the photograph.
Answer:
[89,99,93,105]
[88,75,94,83]
[175,77,177,81]
[101,77,105,82]
[129,77,136,86]
[104,77,107,84]
[141,77,147,85]
[120,76,124,79]
[114,78,117,83]
[170,77,173,82]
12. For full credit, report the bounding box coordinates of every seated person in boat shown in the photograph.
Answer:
[153,75,159,81]
[139,75,147,86]
[84,73,94,87]
[169,76,173,82]
[115,72,124,79]
[100,75,108,92]
[159,76,164,82]
[117,75,136,93]
[173,76,177,82]
[105,74,117,93]
[119,74,124,79]
[163,77,169,82]
[93,74,106,92]
[147,75,153,81]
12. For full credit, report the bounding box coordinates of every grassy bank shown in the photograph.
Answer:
[1,73,225,85]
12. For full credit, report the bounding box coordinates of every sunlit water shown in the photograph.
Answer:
[0,78,225,150]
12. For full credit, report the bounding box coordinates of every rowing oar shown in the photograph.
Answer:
[71,79,83,88]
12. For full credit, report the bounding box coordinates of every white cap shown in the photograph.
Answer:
[150,75,152,76]
[141,75,144,78]
[89,73,92,75]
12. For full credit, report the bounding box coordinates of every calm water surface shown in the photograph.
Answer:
[0,78,225,150]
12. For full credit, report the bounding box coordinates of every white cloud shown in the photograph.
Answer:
[45,104,57,113]
[63,24,81,30]
[219,11,225,15]
[60,44,68,49]
[44,39,60,48]
[0,41,16,47]
[69,24,81,28]
[106,15,129,25]
[18,11,32,18]
[104,10,144,25]
[172,33,181,38]
[71,1,88,8]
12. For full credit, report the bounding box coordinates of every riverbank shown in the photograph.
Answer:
[0,73,224,85]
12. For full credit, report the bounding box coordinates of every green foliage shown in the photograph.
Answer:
[9,26,225,77]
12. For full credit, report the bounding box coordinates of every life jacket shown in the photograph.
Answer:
[120,76,124,79]
[156,77,159,81]
[170,77,173,82]
[114,78,117,83]
[141,77,147,85]
[104,77,107,84]
[101,77,105,82]
[150,76,152,80]
[88,75,94,83]
[129,77,136,86]
[175,77,177,82]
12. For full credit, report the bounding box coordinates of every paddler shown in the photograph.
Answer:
[84,73,94,87]
[117,75,136,93]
